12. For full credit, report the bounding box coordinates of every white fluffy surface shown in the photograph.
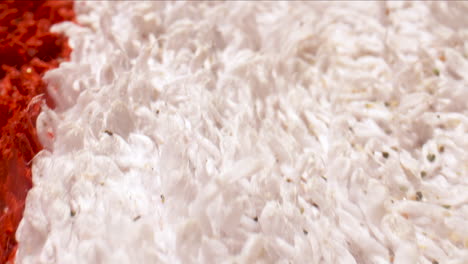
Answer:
[17,1,468,264]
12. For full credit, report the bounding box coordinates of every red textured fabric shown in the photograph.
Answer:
[0,1,74,262]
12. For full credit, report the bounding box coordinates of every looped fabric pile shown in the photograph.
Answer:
[3,1,468,264]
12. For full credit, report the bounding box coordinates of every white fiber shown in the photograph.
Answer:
[17,1,468,264]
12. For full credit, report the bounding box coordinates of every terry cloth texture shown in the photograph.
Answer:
[17,2,468,264]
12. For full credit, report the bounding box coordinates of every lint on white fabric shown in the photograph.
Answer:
[17,1,468,264]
